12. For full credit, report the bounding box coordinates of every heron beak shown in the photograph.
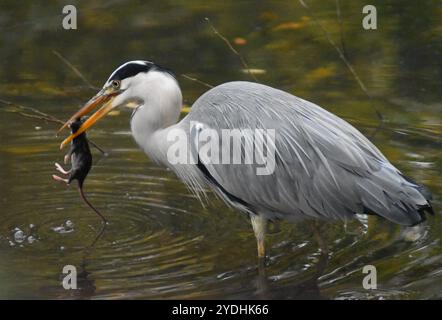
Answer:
[58,90,109,134]
[59,90,117,149]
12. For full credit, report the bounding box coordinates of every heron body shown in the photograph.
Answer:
[60,61,433,258]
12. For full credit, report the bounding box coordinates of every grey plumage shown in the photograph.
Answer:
[67,61,434,259]
[178,81,432,226]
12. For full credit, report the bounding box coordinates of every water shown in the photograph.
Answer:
[0,0,441,299]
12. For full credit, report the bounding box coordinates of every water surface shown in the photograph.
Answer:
[0,0,441,299]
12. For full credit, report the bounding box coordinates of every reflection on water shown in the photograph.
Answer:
[0,0,441,299]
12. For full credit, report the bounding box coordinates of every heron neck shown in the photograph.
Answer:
[130,90,183,166]
[141,125,180,166]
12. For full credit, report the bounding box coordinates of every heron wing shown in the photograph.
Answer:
[183,81,431,225]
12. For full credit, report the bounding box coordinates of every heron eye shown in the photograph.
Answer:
[111,80,120,89]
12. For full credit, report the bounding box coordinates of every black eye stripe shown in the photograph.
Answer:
[107,61,176,82]
[108,62,153,81]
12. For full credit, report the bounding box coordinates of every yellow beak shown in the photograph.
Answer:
[59,90,116,149]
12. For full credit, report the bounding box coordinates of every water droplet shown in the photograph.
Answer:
[65,220,74,229]
[14,230,25,243]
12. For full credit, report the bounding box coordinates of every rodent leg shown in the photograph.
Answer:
[55,162,71,175]
[52,174,69,184]
[64,154,70,164]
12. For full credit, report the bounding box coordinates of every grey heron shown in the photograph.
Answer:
[59,60,434,259]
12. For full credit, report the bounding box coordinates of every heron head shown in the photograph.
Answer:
[59,60,178,149]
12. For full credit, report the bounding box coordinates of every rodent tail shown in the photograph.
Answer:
[78,186,108,224]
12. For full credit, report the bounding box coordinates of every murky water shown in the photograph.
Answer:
[0,1,441,299]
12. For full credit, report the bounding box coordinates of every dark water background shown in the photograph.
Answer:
[0,0,441,299]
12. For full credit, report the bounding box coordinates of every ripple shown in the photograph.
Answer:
[1,114,441,299]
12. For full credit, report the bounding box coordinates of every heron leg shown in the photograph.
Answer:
[251,214,268,259]
[309,220,329,256]
[255,255,270,298]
